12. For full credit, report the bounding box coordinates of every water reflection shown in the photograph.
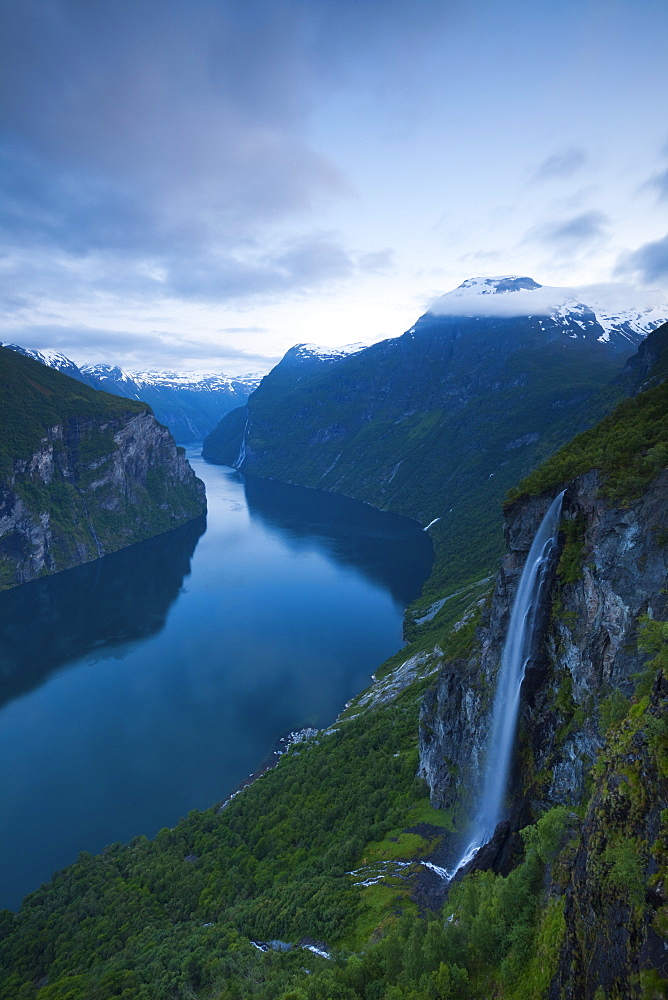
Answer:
[0,456,433,910]
[242,473,434,606]
[0,516,205,710]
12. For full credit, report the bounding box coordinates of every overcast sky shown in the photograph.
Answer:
[1,0,667,373]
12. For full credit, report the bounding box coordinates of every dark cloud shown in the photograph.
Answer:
[164,235,357,301]
[0,0,451,309]
[617,233,668,284]
[0,231,371,310]
[533,147,587,181]
[527,211,608,248]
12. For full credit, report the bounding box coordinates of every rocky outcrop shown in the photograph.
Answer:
[0,409,206,589]
[550,672,668,999]
[418,468,668,824]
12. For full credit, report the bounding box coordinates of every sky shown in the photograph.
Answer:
[1,0,668,374]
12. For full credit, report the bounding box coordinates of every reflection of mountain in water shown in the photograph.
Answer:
[241,474,434,607]
[0,515,206,709]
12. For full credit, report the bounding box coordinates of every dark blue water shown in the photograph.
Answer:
[0,452,433,910]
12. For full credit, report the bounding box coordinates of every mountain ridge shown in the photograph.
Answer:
[204,279,665,596]
[2,344,263,442]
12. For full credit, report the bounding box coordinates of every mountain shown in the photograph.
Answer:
[429,274,667,350]
[1,329,667,999]
[0,346,206,589]
[2,344,262,442]
[418,365,668,996]
[203,277,667,595]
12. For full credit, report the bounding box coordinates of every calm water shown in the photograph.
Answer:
[0,452,433,910]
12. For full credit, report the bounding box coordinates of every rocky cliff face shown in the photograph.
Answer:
[419,468,668,821]
[0,409,206,589]
[418,467,668,994]
[550,672,668,999]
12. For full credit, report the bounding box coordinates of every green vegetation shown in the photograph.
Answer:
[0,347,205,589]
[508,378,668,505]
[204,318,628,597]
[0,346,146,474]
[0,690,430,999]
[3,329,668,996]
[556,515,585,584]
[8,604,656,1000]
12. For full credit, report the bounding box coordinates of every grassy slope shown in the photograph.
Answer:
[507,377,668,507]
[0,346,147,474]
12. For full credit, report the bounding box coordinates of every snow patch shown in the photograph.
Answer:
[291,342,366,362]
[429,278,668,341]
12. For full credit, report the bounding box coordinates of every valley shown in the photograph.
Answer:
[0,452,432,911]
[1,295,667,999]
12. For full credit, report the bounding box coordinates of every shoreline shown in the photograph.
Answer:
[217,726,320,812]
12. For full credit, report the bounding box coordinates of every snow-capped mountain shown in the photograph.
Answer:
[3,344,84,380]
[1,345,264,442]
[79,363,261,396]
[289,343,367,362]
[429,276,668,350]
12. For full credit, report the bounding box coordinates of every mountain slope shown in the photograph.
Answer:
[2,344,262,442]
[0,347,206,589]
[1,334,667,999]
[80,364,262,442]
[204,277,662,595]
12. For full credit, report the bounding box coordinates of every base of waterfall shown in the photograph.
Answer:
[347,821,516,914]
[406,820,513,911]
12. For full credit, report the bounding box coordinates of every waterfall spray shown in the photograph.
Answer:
[446,490,566,879]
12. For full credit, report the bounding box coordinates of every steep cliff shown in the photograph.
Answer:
[0,347,206,589]
[417,373,668,994]
[419,465,667,807]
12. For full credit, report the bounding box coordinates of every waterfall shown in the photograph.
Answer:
[446,489,565,878]
[233,418,249,470]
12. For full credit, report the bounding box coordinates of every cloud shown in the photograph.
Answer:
[0,0,367,316]
[218,326,267,335]
[429,278,667,318]
[1,324,282,372]
[617,233,668,284]
[357,248,395,273]
[526,211,608,250]
[0,229,380,311]
[533,147,587,181]
[647,167,668,200]
[163,235,357,301]
[0,0,449,276]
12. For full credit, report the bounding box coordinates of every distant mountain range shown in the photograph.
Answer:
[203,275,668,595]
[1,344,263,442]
